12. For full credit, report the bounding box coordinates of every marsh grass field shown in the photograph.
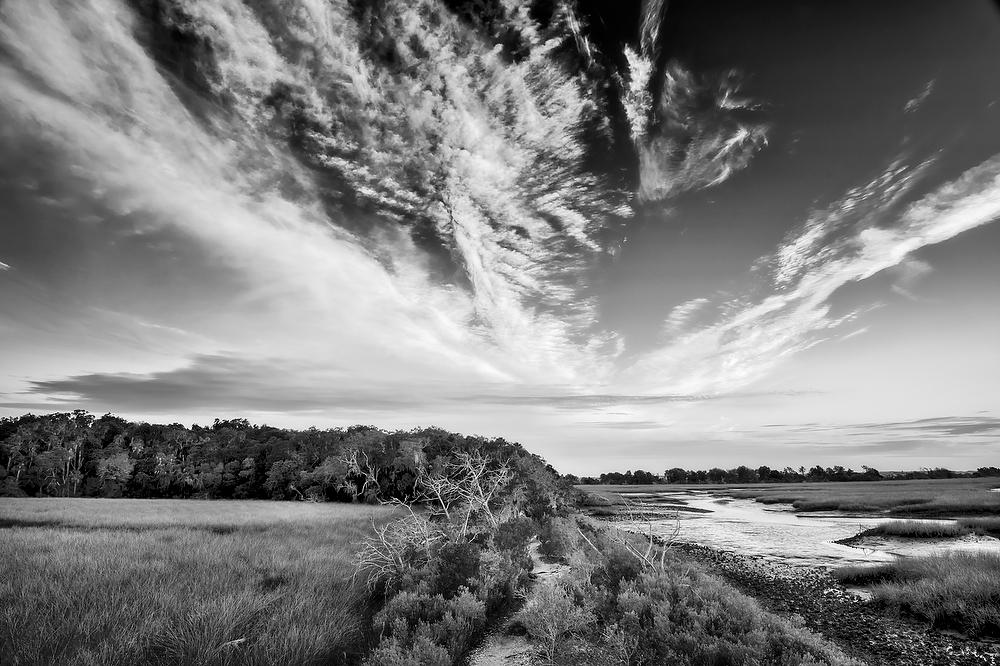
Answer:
[0,498,397,665]
[582,477,1000,516]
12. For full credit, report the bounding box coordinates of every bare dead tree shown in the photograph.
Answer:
[340,448,382,500]
[352,450,514,590]
[444,451,513,535]
[354,512,445,592]
[609,493,682,572]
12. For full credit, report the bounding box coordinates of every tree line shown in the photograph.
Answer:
[573,464,1000,486]
[0,411,570,512]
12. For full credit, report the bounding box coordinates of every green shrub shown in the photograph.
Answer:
[516,582,595,663]
[475,547,531,610]
[538,517,579,562]
[494,516,536,553]
[430,541,481,598]
[607,569,855,665]
[364,635,450,666]
[591,544,644,599]
[369,589,486,663]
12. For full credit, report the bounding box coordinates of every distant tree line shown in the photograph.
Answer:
[572,464,1000,486]
[0,411,571,513]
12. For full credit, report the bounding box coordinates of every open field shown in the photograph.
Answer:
[0,498,397,665]
[579,477,1000,517]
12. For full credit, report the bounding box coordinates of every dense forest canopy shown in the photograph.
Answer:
[0,411,570,513]
[3,411,996,500]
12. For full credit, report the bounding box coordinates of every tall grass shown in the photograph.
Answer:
[834,553,1000,638]
[0,499,397,665]
[959,517,1000,538]
[854,520,966,539]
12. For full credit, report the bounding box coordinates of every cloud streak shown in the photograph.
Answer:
[625,152,1000,394]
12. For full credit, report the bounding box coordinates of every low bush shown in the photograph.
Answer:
[538,516,580,562]
[604,567,856,665]
[516,581,595,663]
[494,516,536,553]
[369,590,486,663]
[364,635,451,666]
[430,541,481,598]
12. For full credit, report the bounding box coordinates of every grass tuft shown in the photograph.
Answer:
[855,520,967,539]
[834,553,1000,638]
[959,517,1000,538]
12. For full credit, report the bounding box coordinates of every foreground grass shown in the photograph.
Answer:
[583,478,1000,517]
[834,553,1000,638]
[0,498,396,665]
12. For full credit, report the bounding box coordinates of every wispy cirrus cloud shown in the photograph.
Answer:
[2,0,998,448]
[904,79,936,114]
[622,0,768,203]
[624,151,1000,395]
[0,0,632,392]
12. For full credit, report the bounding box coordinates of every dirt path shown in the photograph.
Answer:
[465,541,568,666]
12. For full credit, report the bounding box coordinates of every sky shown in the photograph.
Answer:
[1,0,999,475]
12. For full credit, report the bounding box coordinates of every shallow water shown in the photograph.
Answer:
[614,490,1000,568]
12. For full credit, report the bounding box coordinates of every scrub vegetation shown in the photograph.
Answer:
[509,518,859,666]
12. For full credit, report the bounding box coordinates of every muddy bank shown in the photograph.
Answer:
[674,542,1000,666]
